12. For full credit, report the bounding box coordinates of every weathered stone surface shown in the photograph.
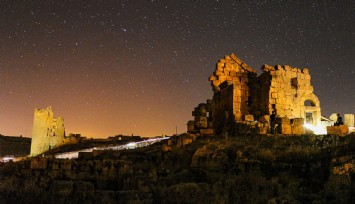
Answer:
[30,107,80,156]
[177,134,194,147]
[291,118,304,126]
[344,114,354,127]
[276,117,291,125]
[327,125,349,136]
[191,53,322,135]
[243,114,254,122]
[291,125,306,135]
[200,128,213,135]
[330,113,338,123]
[278,124,292,135]
[187,100,213,135]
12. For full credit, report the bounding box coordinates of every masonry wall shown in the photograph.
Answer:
[188,53,321,135]
[30,107,76,156]
[259,64,321,126]
[209,54,257,134]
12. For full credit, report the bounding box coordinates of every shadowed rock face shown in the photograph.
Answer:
[1,134,354,203]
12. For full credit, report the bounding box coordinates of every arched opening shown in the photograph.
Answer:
[304,100,316,106]
[303,98,320,126]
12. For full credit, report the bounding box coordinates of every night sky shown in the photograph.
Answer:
[0,0,353,138]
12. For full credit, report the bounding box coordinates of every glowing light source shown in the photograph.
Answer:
[126,142,137,149]
[303,123,327,135]
[0,156,14,162]
[54,137,169,159]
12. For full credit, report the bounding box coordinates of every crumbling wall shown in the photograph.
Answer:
[254,64,321,126]
[209,54,257,134]
[187,100,213,136]
[30,107,78,156]
[187,53,321,136]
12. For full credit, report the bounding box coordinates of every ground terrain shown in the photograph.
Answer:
[0,134,354,203]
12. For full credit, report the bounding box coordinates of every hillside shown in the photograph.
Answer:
[0,134,354,203]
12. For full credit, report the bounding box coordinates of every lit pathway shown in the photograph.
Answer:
[54,137,169,159]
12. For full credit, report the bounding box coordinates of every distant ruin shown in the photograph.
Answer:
[30,106,79,156]
[188,53,322,136]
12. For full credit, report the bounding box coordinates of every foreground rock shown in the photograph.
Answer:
[1,134,354,203]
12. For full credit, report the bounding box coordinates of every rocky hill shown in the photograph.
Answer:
[0,134,354,203]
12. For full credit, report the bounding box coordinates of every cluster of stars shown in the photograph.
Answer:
[0,1,353,138]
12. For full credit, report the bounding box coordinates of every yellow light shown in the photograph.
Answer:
[303,123,327,135]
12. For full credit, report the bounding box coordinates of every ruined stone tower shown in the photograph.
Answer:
[209,53,257,134]
[30,106,66,156]
[187,53,322,135]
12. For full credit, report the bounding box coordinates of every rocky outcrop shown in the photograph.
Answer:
[1,134,354,203]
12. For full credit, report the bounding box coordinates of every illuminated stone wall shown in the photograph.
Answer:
[344,114,354,127]
[30,106,77,156]
[188,53,321,135]
[253,64,321,127]
[209,54,257,134]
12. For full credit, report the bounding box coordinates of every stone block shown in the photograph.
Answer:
[291,118,304,126]
[30,157,48,169]
[243,114,254,121]
[344,114,354,127]
[271,93,277,98]
[327,125,349,136]
[259,115,270,123]
[195,120,208,128]
[257,123,269,134]
[209,76,216,81]
[187,120,195,132]
[284,65,291,71]
[278,124,292,135]
[200,128,214,135]
[217,62,224,69]
[291,125,305,135]
[330,113,338,122]
[177,134,194,147]
[275,117,290,125]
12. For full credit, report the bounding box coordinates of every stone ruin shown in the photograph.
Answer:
[30,106,79,156]
[187,53,323,136]
[327,113,354,135]
[187,100,214,136]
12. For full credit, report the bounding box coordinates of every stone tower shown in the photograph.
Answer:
[209,54,257,134]
[30,106,65,156]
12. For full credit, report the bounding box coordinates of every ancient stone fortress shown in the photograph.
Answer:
[188,53,324,135]
[30,106,79,156]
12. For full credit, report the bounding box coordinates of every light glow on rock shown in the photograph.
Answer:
[54,137,169,159]
[303,123,327,135]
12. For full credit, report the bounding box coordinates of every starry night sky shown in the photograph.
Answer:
[0,0,353,138]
